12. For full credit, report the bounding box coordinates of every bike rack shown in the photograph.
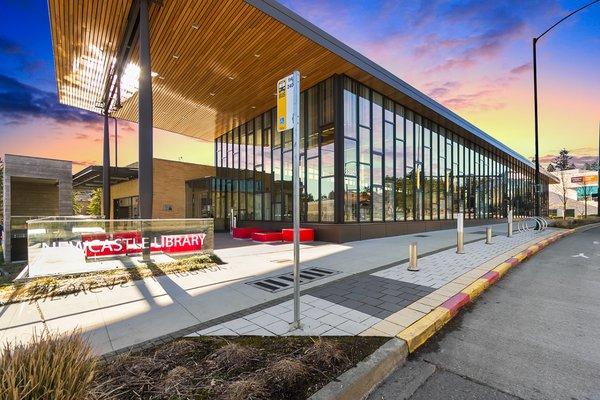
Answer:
[516,216,548,233]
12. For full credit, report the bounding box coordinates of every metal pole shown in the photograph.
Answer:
[598,122,599,216]
[508,209,513,237]
[533,38,541,218]
[292,71,301,330]
[485,227,492,244]
[139,0,153,260]
[102,112,111,218]
[113,117,118,168]
[456,212,465,254]
[408,242,419,271]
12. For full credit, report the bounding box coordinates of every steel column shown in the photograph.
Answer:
[102,112,111,218]
[533,38,540,217]
[138,0,153,220]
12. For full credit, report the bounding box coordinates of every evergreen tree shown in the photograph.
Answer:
[552,149,575,171]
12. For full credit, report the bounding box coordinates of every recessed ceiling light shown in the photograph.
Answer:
[157,75,165,80]
[301,75,307,78]
[254,53,260,58]
[172,54,179,59]
[209,92,216,96]
[192,24,200,29]
[228,75,235,80]
[251,106,256,109]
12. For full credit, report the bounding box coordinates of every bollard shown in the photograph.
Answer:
[507,210,513,237]
[485,227,492,244]
[408,242,419,271]
[456,212,465,254]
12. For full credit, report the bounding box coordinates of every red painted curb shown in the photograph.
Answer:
[507,257,520,266]
[441,292,471,316]
[481,270,500,284]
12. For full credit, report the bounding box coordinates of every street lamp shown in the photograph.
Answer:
[532,0,600,217]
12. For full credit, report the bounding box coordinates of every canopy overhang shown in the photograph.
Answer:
[49,0,553,180]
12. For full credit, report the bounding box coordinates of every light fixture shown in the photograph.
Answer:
[254,53,261,58]
[157,75,165,80]
[228,75,235,80]
[251,106,256,109]
[209,92,215,96]
[172,54,180,59]
[192,23,200,29]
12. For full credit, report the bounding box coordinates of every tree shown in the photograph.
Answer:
[552,149,575,171]
[551,149,576,220]
[87,188,102,216]
[546,163,556,172]
[583,160,599,171]
[72,190,84,215]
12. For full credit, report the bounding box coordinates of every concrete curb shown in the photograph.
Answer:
[397,229,575,353]
[308,338,408,400]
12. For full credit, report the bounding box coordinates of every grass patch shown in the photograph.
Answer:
[550,216,600,229]
[95,335,388,400]
[0,253,222,305]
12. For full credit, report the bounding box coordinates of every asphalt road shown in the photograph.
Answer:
[368,226,600,400]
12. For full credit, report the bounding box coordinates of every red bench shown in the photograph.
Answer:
[232,227,263,239]
[251,231,283,242]
[281,228,315,242]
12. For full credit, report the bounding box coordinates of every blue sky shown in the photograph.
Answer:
[1,0,598,169]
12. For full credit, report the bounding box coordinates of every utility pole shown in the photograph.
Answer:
[532,0,600,217]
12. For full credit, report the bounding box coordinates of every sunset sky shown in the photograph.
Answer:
[0,0,598,172]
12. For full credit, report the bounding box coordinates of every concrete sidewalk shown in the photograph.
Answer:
[0,223,558,355]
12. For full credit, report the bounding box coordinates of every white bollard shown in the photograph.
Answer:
[457,212,465,254]
[507,210,513,238]
[485,227,492,244]
[408,242,419,271]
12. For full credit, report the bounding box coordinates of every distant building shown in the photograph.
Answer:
[549,169,598,217]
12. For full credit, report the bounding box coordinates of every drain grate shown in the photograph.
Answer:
[246,267,339,292]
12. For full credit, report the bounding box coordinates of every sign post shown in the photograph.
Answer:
[277,71,301,330]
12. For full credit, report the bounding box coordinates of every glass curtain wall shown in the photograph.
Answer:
[340,75,536,223]
[215,77,335,223]
[214,74,539,225]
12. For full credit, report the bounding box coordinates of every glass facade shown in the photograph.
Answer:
[213,75,547,225]
[214,77,336,223]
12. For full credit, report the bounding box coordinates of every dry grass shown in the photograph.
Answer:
[263,357,310,395]
[221,378,269,400]
[0,331,99,400]
[0,253,221,305]
[207,342,263,376]
[303,338,349,369]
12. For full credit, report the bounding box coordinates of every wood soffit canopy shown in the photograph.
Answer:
[49,0,547,178]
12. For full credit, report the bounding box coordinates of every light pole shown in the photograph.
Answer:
[533,0,600,217]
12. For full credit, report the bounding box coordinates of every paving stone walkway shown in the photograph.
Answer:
[188,230,551,338]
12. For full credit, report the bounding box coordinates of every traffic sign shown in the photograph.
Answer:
[276,74,297,132]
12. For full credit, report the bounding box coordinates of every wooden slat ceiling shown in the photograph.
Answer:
[49,0,359,140]
[47,0,533,170]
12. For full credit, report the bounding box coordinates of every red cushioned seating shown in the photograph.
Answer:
[281,228,315,242]
[251,231,283,242]
[232,227,263,239]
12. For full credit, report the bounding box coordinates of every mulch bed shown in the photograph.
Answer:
[94,335,388,400]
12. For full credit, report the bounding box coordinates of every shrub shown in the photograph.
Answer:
[0,331,99,400]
